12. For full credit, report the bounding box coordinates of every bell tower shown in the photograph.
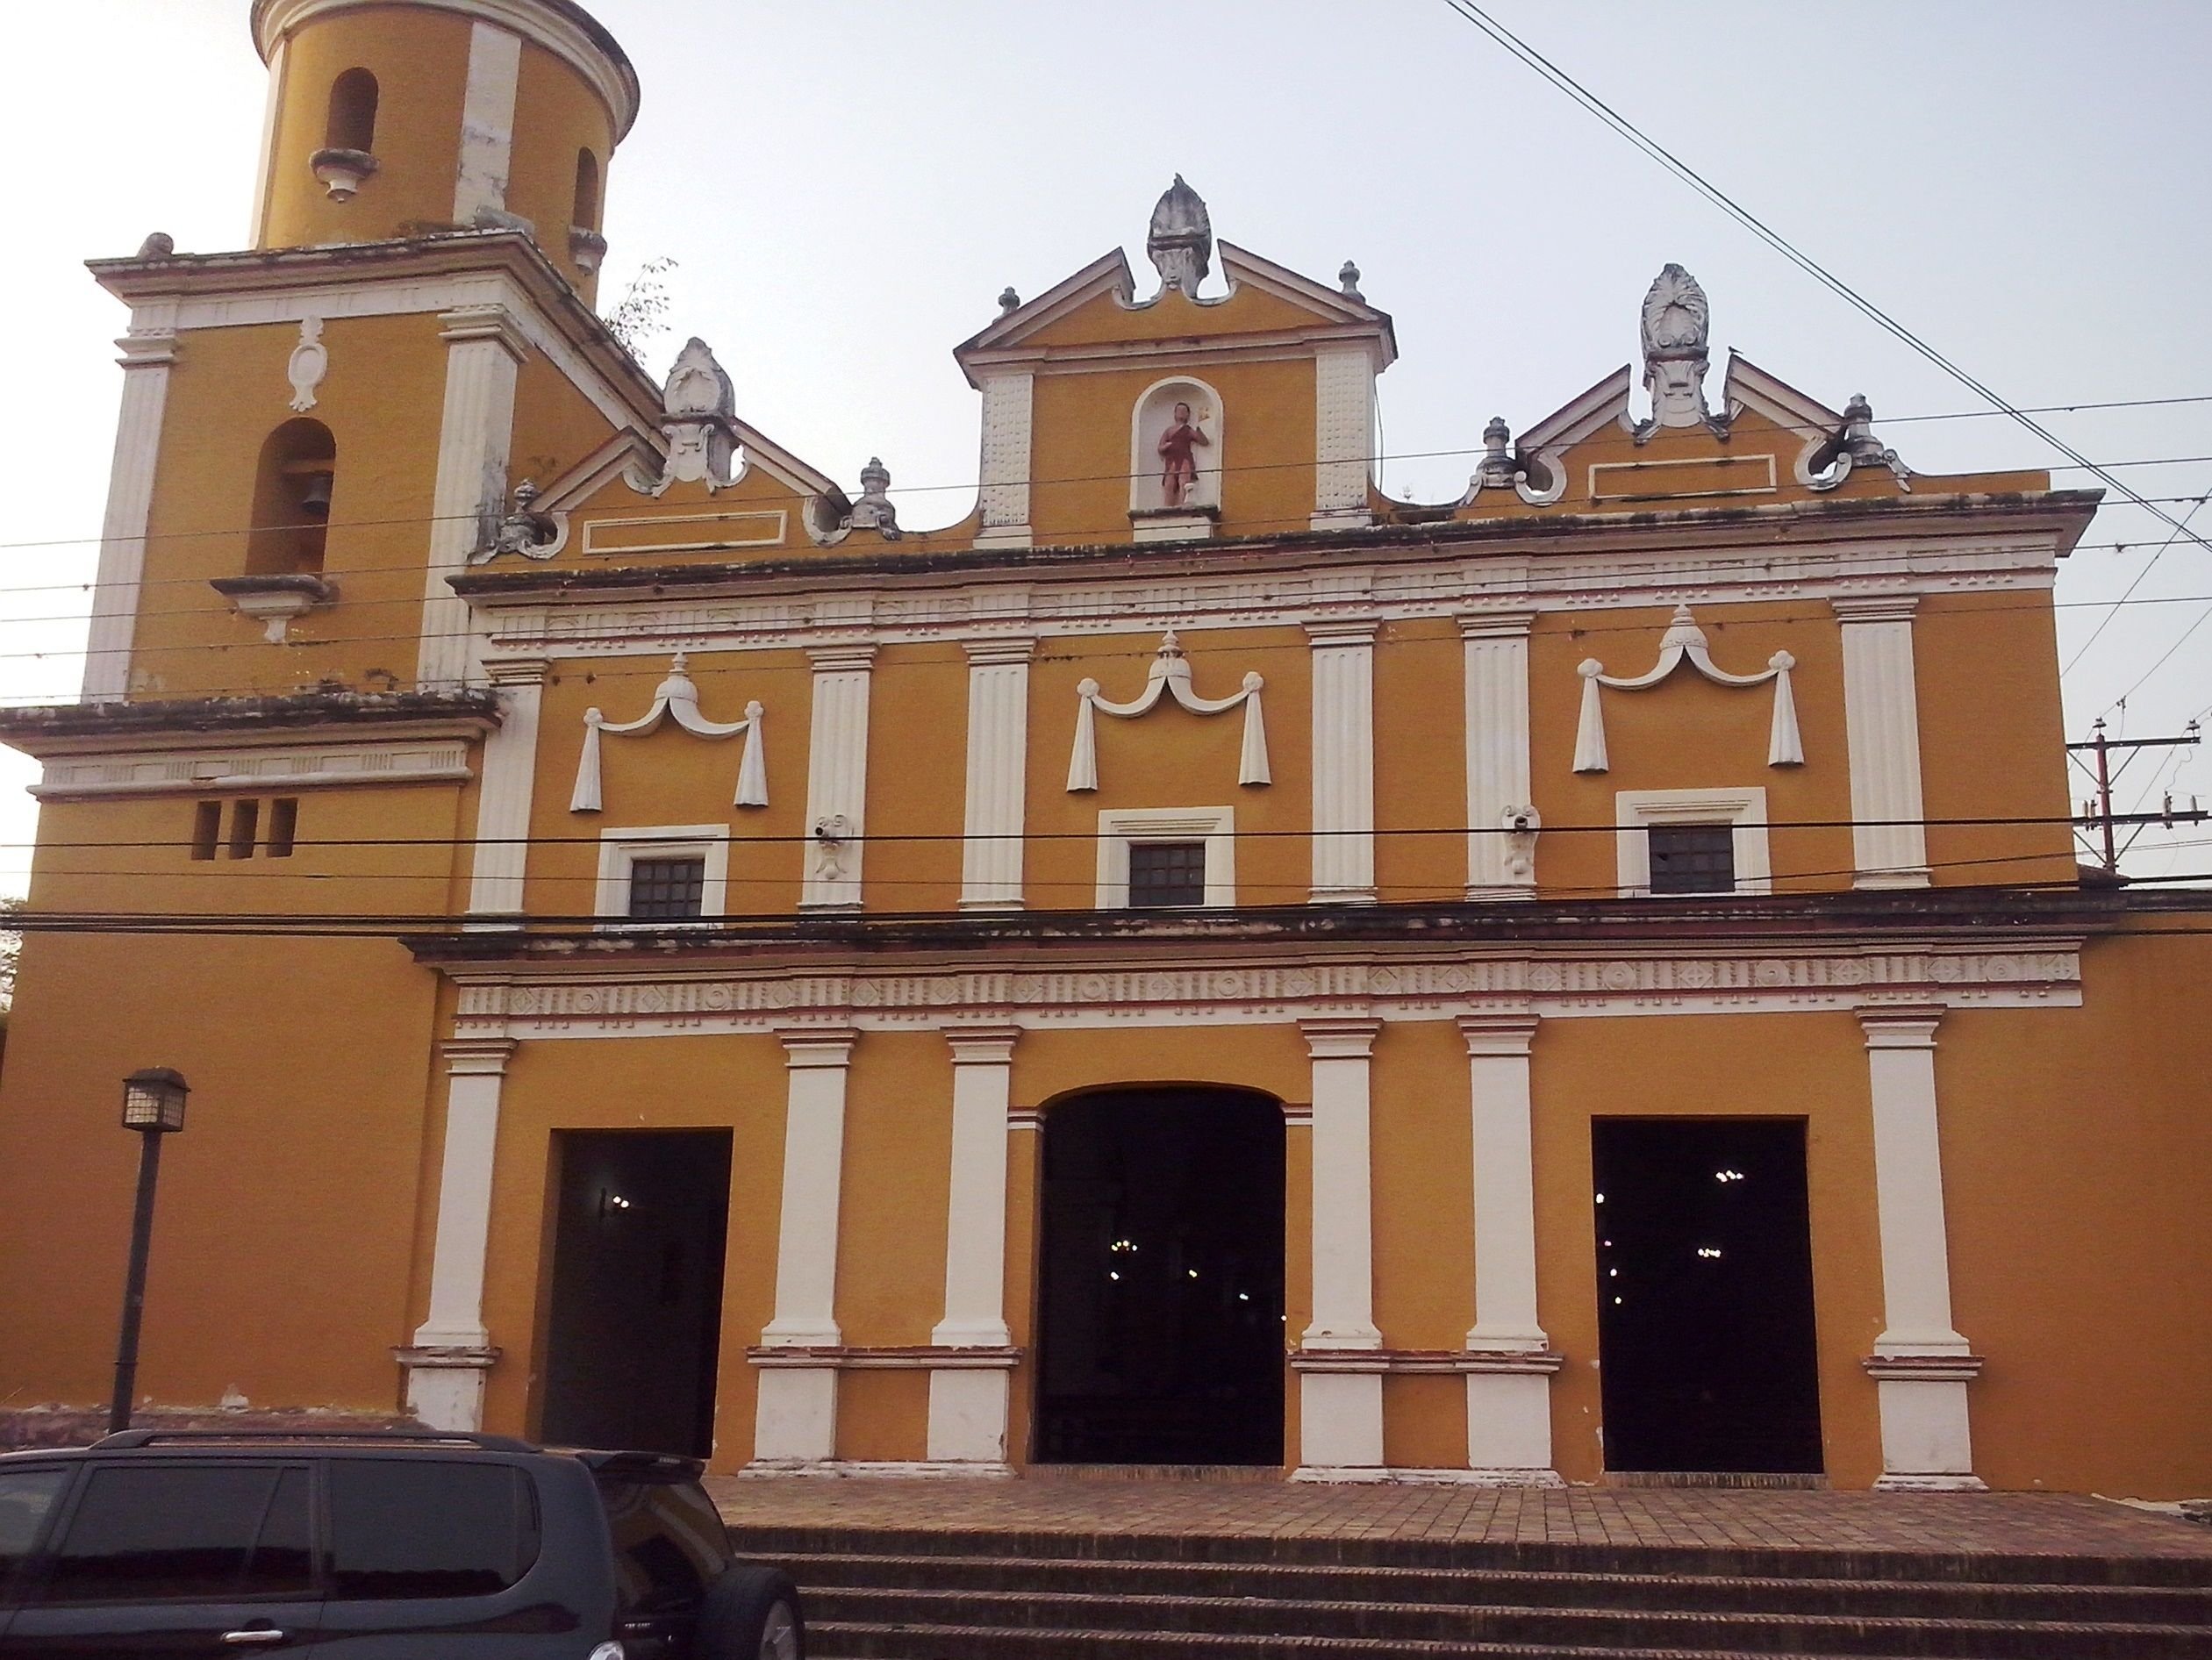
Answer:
[249,0,640,304]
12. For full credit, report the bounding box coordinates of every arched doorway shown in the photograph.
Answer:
[1034,1087,1285,1465]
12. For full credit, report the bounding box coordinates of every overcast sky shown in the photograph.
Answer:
[5,0,2210,897]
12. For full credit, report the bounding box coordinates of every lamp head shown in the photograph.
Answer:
[120,1069,190,1134]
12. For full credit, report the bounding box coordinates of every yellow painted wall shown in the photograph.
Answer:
[506,39,619,303]
[861,645,967,914]
[511,350,623,509]
[1374,620,1466,902]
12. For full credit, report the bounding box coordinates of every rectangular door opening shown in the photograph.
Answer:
[1592,1117,1822,1476]
[539,1130,731,1457]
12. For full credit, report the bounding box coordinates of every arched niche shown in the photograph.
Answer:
[325,68,379,154]
[1129,376,1224,517]
[246,418,336,576]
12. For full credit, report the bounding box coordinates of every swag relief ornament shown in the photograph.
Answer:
[1572,605,1802,774]
[1067,631,1269,791]
[570,653,767,812]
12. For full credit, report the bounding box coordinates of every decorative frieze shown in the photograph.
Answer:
[35,737,474,799]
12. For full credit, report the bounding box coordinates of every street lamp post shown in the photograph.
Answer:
[109,1068,190,1436]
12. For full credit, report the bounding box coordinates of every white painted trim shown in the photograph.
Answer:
[407,1038,518,1428]
[592,823,729,925]
[1308,620,1378,903]
[1836,597,1932,888]
[1300,1018,1382,1354]
[249,34,288,245]
[1094,806,1236,908]
[80,333,176,703]
[464,661,546,919]
[453,21,523,225]
[960,639,1033,909]
[445,940,2087,1046]
[33,736,475,799]
[1461,612,1536,898]
[931,1027,1020,1465]
[1312,345,1376,528]
[1614,786,1772,898]
[1129,375,1224,516]
[755,1030,857,1464]
[736,1459,1017,1481]
[977,371,1034,541]
[423,307,526,687]
[800,646,873,910]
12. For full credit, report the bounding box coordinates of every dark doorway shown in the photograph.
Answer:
[1592,1118,1823,1475]
[540,1130,731,1456]
[1036,1089,1285,1465]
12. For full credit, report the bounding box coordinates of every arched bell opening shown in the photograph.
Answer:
[1033,1084,1285,1466]
[245,419,337,576]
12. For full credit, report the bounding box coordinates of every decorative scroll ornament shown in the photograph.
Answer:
[1067,631,1268,792]
[287,317,329,413]
[648,337,739,495]
[481,480,556,561]
[570,653,766,813]
[1572,605,1802,775]
[1636,263,1726,439]
[1147,175,1213,296]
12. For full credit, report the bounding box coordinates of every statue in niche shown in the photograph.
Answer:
[1158,401,1213,508]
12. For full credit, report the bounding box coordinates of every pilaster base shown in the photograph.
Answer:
[1866,1355,1984,1491]
[753,1364,839,1466]
[1296,1370,1383,1471]
[1464,1363,1561,1479]
[392,1345,497,1433]
[927,1367,1011,1465]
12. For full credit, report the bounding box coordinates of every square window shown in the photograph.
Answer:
[627,856,707,920]
[266,798,299,859]
[1127,841,1206,907]
[226,799,261,861]
[190,801,221,862]
[1646,824,1736,894]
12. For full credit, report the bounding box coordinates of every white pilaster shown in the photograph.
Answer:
[1460,612,1536,899]
[464,660,548,923]
[1858,1005,1985,1491]
[81,331,178,704]
[752,1029,856,1468]
[1298,1018,1383,1473]
[975,372,1034,548]
[1312,345,1376,530]
[401,1039,516,1431]
[1835,597,1931,889]
[960,639,1034,910]
[1458,1014,1564,1484]
[929,1027,1020,1467]
[421,307,526,688]
[802,646,875,910]
[248,35,287,243]
[452,21,524,225]
[1308,621,1378,904]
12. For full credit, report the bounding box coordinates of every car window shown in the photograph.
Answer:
[596,1478,731,1613]
[38,1464,312,1604]
[0,1468,70,1590]
[327,1461,540,1600]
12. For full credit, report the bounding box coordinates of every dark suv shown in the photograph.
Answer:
[0,1430,801,1658]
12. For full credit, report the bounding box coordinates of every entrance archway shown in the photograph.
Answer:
[1034,1087,1285,1465]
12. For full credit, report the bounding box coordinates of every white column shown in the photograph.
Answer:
[928,1027,1020,1467]
[401,1039,516,1431]
[1835,596,1931,889]
[1296,1018,1384,1474]
[1308,620,1378,904]
[464,659,547,924]
[801,645,875,910]
[1458,1014,1564,1484]
[752,1029,856,1468]
[975,371,1034,549]
[960,638,1034,910]
[452,21,523,225]
[1858,1005,1985,1491]
[81,329,178,703]
[1312,345,1376,530]
[420,307,526,689]
[1461,612,1536,899]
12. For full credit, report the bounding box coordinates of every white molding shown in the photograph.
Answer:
[464,660,547,919]
[592,824,729,925]
[1308,620,1378,903]
[406,1037,518,1428]
[960,639,1034,909]
[755,1028,858,1465]
[1313,344,1375,529]
[249,34,288,244]
[1836,596,1932,888]
[930,1027,1021,1466]
[253,0,641,140]
[33,735,475,799]
[1095,806,1236,908]
[453,21,523,225]
[1300,1017,1383,1359]
[737,1458,1017,1481]
[445,940,2088,1046]
[1614,786,1773,898]
[801,646,873,910]
[1461,612,1536,898]
[977,371,1034,543]
[81,332,177,703]
[423,306,526,687]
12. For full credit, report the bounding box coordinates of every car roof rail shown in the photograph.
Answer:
[569,1449,708,1481]
[90,1428,540,1452]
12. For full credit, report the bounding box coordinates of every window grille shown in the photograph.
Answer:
[1646,823,1736,894]
[1127,841,1207,907]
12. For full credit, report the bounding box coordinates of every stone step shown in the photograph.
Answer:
[798,1584,2212,1658]
[765,1549,2212,1625]
[728,1523,2212,1589]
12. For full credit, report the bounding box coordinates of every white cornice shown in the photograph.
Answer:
[442,937,2086,1045]
[252,0,641,139]
[33,729,481,799]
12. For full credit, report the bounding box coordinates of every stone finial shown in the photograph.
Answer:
[1339,261,1363,301]
[1473,415,1517,490]
[848,456,900,539]
[998,286,1021,314]
[1639,262,1715,432]
[136,232,175,260]
[1838,392,1912,488]
[484,479,555,561]
[655,338,739,491]
[1147,175,1213,295]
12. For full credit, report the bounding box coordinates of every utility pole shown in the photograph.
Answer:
[2067,719,2206,876]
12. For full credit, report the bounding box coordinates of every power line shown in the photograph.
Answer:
[1431,0,2212,566]
[2061,490,2212,674]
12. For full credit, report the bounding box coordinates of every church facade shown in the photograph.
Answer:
[3,0,2208,1497]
